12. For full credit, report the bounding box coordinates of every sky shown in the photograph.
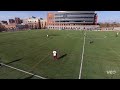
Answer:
[96,11,120,23]
[0,11,120,23]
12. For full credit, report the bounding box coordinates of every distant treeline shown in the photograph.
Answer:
[99,22,120,28]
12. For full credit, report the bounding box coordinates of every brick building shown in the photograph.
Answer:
[9,19,15,24]
[47,11,99,30]
[15,17,22,24]
[3,24,16,31]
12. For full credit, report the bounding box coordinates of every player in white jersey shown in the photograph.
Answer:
[52,50,58,60]
[116,32,119,37]
[47,34,49,37]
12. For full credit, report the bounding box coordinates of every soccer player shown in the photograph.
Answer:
[116,32,119,37]
[47,34,49,37]
[90,40,93,44]
[52,50,58,60]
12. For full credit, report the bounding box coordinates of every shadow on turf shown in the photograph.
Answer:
[58,54,67,59]
[6,58,23,65]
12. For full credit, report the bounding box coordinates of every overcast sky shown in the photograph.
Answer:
[0,11,120,23]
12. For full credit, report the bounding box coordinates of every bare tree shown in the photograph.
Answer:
[99,22,120,28]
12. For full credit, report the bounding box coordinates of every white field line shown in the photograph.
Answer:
[0,62,47,79]
[79,32,86,79]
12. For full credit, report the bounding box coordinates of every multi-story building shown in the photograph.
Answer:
[16,23,29,30]
[9,19,15,24]
[20,19,23,23]
[15,17,22,24]
[7,19,16,30]
[23,16,41,29]
[3,24,16,30]
[47,11,99,30]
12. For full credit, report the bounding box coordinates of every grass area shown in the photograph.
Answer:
[0,30,120,79]
[82,31,120,79]
[0,30,84,79]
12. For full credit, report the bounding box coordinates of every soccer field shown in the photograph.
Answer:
[0,30,120,79]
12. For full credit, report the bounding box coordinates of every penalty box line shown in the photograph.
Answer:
[79,31,86,79]
[0,62,47,79]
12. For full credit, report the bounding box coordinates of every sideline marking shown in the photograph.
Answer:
[79,31,86,79]
[0,62,46,79]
